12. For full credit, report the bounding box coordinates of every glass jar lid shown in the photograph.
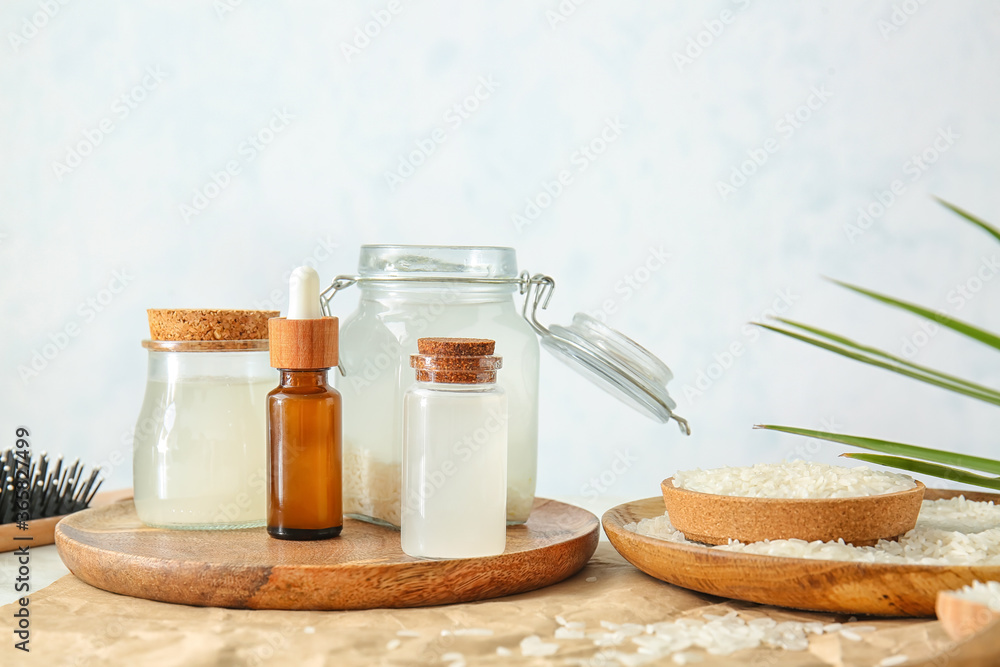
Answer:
[522,277,689,434]
[358,245,518,280]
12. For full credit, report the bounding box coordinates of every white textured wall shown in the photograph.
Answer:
[2,1,998,499]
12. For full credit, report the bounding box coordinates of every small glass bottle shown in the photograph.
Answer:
[266,267,343,540]
[402,337,507,559]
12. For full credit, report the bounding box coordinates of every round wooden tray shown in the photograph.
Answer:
[602,489,1000,617]
[56,498,598,610]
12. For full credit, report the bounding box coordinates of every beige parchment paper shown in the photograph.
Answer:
[0,543,982,667]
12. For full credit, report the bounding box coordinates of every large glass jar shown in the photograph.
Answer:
[335,246,540,526]
[132,340,277,529]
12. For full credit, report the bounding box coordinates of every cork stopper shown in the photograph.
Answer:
[268,317,339,369]
[410,337,502,384]
[147,309,278,341]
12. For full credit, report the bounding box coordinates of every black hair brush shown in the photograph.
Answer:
[0,449,103,549]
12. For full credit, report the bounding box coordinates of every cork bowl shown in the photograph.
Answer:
[936,589,1000,641]
[660,477,926,546]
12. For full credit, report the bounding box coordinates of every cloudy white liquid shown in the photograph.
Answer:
[133,378,271,529]
[401,382,507,559]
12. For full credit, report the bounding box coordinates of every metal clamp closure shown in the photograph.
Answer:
[319,272,556,377]
[319,272,556,318]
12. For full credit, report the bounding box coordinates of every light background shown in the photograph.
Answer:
[1,1,998,498]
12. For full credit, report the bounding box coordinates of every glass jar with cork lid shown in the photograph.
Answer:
[402,337,508,559]
[132,309,278,529]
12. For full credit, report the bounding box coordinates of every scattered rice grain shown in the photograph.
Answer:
[451,628,493,637]
[520,634,559,657]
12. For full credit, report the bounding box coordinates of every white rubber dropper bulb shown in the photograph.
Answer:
[287,266,322,320]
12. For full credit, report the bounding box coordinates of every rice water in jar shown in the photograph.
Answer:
[133,309,278,529]
[402,337,508,558]
[334,246,539,526]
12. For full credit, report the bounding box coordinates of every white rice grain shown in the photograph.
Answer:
[949,580,1000,611]
[520,635,559,657]
[627,497,1000,565]
[673,462,915,499]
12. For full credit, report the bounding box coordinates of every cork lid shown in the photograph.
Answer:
[268,317,339,369]
[143,309,278,352]
[147,309,278,341]
[410,338,502,384]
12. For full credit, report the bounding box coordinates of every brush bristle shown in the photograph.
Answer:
[0,450,103,524]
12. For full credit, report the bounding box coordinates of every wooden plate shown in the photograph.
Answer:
[602,489,1000,617]
[55,497,599,610]
[0,489,133,553]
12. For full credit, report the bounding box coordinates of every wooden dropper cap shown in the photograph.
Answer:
[268,316,339,369]
[268,266,339,369]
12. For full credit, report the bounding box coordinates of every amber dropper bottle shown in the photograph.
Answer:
[266,266,343,540]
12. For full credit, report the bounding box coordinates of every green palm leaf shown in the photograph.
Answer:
[935,198,1000,244]
[756,200,1000,490]
[829,280,1000,352]
[841,453,1000,491]
[771,317,1000,401]
[754,323,1000,406]
[754,425,1000,474]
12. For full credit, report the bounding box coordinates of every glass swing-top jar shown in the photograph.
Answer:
[324,245,690,528]
[332,247,539,526]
